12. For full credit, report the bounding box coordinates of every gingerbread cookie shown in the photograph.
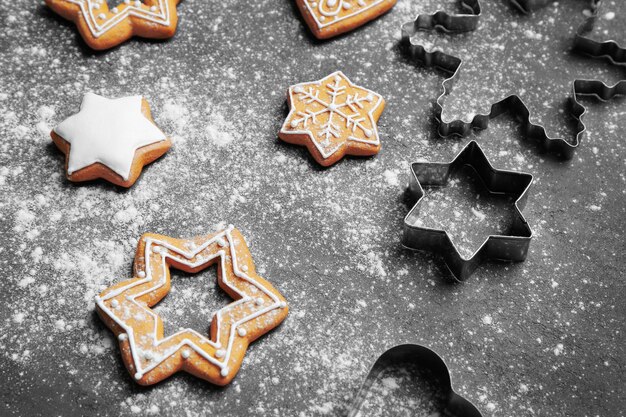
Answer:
[45,0,182,50]
[95,226,289,386]
[295,0,396,39]
[51,93,171,188]
[279,71,385,167]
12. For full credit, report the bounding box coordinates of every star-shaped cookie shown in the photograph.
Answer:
[51,93,171,188]
[95,226,289,386]
[296,0,397,39]
[279,71,385,167]
[45,0,182,50]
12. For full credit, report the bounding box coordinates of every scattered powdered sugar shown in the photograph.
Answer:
[553,343,565,356]
[0,0,623,416]
[383,169,400,187]
[206,124,235,147]
[159,100,189,142]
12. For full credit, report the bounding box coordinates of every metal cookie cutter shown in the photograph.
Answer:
[348,344,483,417]
[400,0,625,159]
[402,141,533,281]
[573,0,626,100]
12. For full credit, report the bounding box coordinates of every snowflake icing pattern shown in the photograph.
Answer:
[280,71,384,165]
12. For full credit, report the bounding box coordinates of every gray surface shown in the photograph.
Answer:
[0,0,624,416]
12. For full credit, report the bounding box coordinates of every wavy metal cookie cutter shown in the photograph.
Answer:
[400,0,626,160]
[574,0,626,70]
[402,141,533,281]
[348,344,483,417]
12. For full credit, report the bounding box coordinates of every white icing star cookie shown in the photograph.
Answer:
[51,93,171,188]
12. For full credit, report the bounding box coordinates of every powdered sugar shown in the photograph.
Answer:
[0,0,623,415]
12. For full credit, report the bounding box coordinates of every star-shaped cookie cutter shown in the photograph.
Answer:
[348,344,483,417]
[402,141,533,281]
[400,0,625,159]
[95,226,288,385]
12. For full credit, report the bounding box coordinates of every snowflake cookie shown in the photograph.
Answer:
[279,71,385,167]
[95,226,289,386]
[296,0,396,39]
[45,0,182,50]
[51,93,171,188]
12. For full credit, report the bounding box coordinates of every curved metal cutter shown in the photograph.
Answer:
[574,0,626,98]
[400,0,626,160]
[402,141,533,281]
[348,344,483,417]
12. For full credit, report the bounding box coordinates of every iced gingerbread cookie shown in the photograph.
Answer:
[45,0,182,50]
[279,71,385,167]
[296,0,396,39]
[95,226,289,386]
[51,93,171,188]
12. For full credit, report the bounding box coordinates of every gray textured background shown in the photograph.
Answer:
[0,0,624,416]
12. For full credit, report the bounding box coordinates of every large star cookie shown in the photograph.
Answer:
[95,226,289,386]
[51,93,171,188]
[295,0,396,39]
[279,71,385,167]
[45,0,181,50]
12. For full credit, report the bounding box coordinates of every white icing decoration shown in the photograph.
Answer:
[137,270,146,278]
[181,349,190,359]
[255,297,264,306]
[319,0,340,16]
[64,0,173,38]
[54,93,167,181]
[118,333,128,341]
[237,328,247,337]
[111,299,119,308]
[281,71,383,159]
[304,0,386,29]
[95,228,285,379]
